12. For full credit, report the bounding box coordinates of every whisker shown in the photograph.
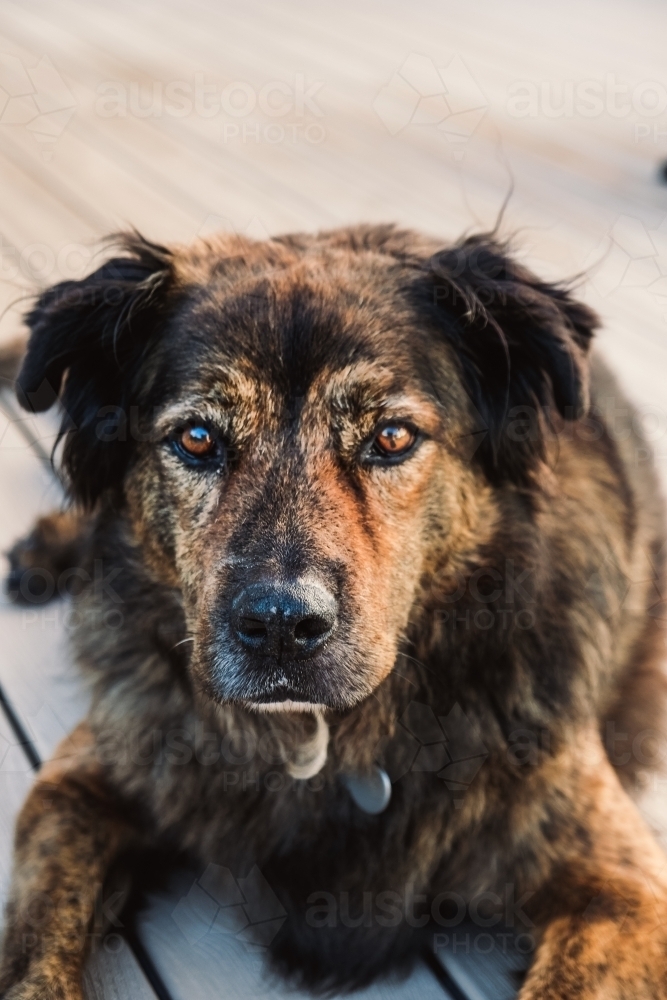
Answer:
[171,637,195,650]
[395,650,436,679]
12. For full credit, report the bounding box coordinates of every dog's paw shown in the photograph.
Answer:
[1,970,82,1000]
[5,532,55,605]
[5,512,85,605]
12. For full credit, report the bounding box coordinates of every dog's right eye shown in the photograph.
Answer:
[181,426,215,456]
[171,425,225,466]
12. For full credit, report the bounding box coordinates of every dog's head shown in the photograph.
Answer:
[17,226,596,712]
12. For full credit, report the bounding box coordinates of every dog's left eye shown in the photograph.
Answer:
[364,422,419,464]
[172,425,224,465]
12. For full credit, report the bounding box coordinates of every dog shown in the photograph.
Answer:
[1,224,667,999]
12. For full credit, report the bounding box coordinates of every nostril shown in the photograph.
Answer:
[237,617,268,641]
[293,615,333,643]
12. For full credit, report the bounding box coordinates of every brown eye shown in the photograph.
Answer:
[373,424,417,457]
[179,426,216,457]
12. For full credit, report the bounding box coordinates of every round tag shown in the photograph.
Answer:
[341,766,392,814]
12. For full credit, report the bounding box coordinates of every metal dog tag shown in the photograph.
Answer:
[341,766,392,814]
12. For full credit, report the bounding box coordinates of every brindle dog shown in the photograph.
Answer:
[1,226,667,1000]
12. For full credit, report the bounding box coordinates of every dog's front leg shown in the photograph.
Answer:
[0,723,140,1000]
[519,733,667,999]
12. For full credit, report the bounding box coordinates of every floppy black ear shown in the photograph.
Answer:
[419,235,598,484]
[17,232,175,506]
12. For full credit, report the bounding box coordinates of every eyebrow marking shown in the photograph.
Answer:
[154,397,236,436]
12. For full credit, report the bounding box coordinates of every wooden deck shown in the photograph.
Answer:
[1,0,667,996]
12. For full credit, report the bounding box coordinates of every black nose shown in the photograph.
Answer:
[231,580,338,659]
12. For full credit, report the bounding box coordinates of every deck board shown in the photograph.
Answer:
[136,870,454,1000]
[1,0,667,996]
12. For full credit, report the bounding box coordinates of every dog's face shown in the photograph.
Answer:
[17,227,596,712]
[125,250,478,712]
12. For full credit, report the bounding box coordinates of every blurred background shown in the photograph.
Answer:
[1,4,667,997]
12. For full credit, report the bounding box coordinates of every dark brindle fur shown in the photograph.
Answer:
[2,225,667,999]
